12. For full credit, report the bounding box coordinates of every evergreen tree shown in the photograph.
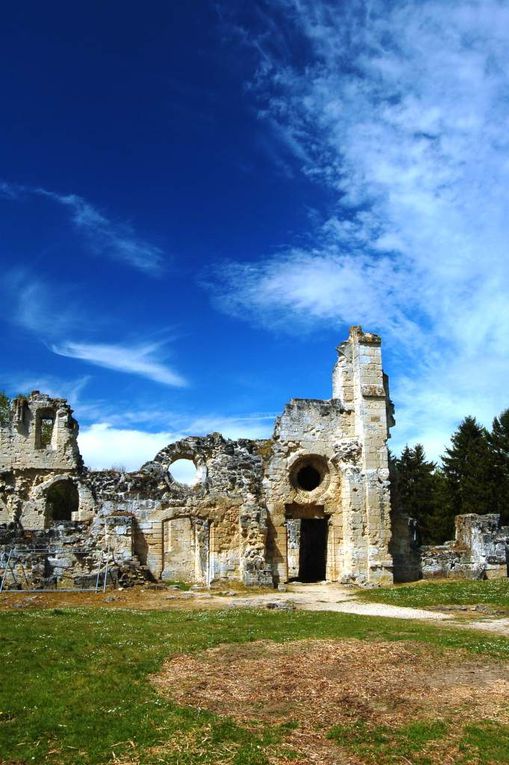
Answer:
[441,416,495,520]
[426,467,454,544]
[387,449,400,512]
[488,409,509,523]
[394,444,438,544]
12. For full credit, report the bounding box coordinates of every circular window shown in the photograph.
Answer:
[168,458,199,486]
[290,455,329,493]
[296,465,322,491]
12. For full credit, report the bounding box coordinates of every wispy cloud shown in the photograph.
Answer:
[2,270,86,339]
[52,340,187,387]
[0,182,165,274]
[212,0,509,458]
[2,271,187,388]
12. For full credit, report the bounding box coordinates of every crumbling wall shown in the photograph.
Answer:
[332,326,393,584]
[82,434,273,585]
[0,514,144,590]
[0,392,92,530]
[0,328,401,589]
[421,514,509,580]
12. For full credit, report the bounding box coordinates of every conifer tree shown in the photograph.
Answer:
[441,416,495,521]
[394,444,438,544]
[488,409,509,523]
[426,467,453,543]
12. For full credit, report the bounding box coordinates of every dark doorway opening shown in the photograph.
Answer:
[299,518,328,582]
[45,480,79,524]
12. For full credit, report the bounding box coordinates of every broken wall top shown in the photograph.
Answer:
[0,391,83,472]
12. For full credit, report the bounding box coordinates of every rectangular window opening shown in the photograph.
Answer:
[36,414,55,449]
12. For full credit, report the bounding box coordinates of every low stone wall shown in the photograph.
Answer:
[421,514,509,580]
[0,514,148,590]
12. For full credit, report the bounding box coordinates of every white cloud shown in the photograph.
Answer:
[52,340,187,387]
[213,0,509,458]
[0,182,164,274]
[167,458,199,485]
[3,270,82,338]
[1,272,187,389]
[78,414,274,471]
[78,423,176,471]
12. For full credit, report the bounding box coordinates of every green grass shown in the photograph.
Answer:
[1,606,509,764]
[163,579,192,591]
[327,718,509,764]
[357,578,509,612]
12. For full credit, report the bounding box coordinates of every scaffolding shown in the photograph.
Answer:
[0,517,121,593]
[0,542,115,593]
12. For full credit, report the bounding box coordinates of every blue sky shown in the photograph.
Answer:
[1,0,508,470]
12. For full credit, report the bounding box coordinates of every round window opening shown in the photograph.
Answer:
[168,458,200,486]
[296,464,322,491]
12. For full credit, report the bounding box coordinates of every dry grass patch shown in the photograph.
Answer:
[152,639,509,764]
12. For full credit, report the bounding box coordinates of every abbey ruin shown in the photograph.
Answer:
[1,326,507,590]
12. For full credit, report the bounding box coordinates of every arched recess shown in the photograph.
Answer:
[161,516,209,583]
[45,479,79,524]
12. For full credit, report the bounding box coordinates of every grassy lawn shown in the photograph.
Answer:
[357,578,509,612]
[1,606,509,764]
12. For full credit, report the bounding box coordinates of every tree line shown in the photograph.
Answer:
[391,410,509,545]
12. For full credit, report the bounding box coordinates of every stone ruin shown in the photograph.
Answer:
[0,326,507,591]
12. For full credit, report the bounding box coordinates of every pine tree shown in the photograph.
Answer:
[395,444,438,544]
[426,467,454,544]
[488,409,509,524]
[441,416,496,520]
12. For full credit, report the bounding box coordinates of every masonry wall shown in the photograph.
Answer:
[0,327,396,588]
[420,514,509,580]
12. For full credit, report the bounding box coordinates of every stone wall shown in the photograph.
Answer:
[0,327,397,589]
[420,514,509,580]
[0,513,143,590]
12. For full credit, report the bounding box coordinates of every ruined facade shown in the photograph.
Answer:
[0,327,396,588]
[1,326,507,590]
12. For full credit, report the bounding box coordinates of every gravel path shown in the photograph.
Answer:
[219,582,509,636]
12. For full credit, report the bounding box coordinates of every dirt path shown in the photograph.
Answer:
[227,582,451,620]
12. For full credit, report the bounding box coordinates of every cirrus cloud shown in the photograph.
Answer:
[212,0,509,459]
[52,340,187,388]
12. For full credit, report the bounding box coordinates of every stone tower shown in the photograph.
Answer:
[264,326,394,586]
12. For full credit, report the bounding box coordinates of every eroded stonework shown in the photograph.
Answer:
[2,326,503,590]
